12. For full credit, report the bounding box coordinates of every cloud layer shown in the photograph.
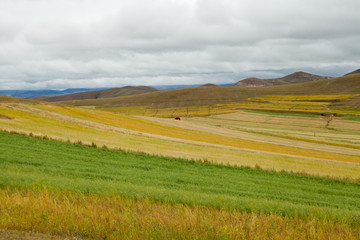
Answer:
[1,0,360,89]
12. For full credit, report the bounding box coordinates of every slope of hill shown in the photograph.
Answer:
[233,78,266,87]
[233,71,330,87]
[0,95,38,104]
[199,83,218,87]
[42,86,158,102]
[59,73,360,109]
[344,69,360,76]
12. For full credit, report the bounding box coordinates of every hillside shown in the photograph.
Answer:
[42,86,158,102]
[233,78,267,87]
[0,95,38,104]
[199,83,218,87]
[233,71,330,87]
[345,69,360,76]
[59,73,360,109]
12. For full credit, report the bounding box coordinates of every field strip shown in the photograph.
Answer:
[207,112,360,144]
[136,115,360,156]
[212,111,360,133]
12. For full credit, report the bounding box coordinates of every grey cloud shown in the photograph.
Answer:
[0,0,359,90]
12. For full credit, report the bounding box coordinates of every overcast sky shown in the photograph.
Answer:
[0,0,359,90]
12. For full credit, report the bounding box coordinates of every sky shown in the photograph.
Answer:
[0,0,360,90]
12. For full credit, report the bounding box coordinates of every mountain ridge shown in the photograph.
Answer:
[56,73,360,108]
[233,71,331,87]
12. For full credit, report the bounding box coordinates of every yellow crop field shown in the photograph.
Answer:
[35,104,360,164]
[251,94,359,101]
[102,103,240,117]
[237,94,360,115]
[2,187,359,240]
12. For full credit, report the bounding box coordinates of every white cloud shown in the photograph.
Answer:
[0,0,359,89]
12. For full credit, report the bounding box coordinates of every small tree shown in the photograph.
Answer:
[321,112,336,129]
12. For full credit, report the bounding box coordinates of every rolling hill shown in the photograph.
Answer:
[57,73,360,109]
[199,83,219,87]
[42,86,158,102]
[233,71,331,87]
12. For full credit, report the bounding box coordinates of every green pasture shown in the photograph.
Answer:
[1,131,360,224]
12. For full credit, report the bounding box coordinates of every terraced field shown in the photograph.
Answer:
[1,132,360,239]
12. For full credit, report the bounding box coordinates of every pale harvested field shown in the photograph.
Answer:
[1,103,360,179]
[137,115,360,156]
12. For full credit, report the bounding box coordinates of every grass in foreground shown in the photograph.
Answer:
[1,187,360,240]
[1,131,360,224]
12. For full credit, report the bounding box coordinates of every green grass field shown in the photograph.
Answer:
[1,131,360,239]
[1,131,360,220]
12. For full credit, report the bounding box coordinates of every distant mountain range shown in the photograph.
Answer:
[1,69,360,110]
[1,69,359,101]
[0,84,232,99]
[232,71,331,87]
[0,88,106,98]
[42,86,158,102]
[48,72,360,109]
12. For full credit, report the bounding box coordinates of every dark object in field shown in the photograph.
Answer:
[174,117,181,120]
[321,113,336,129]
